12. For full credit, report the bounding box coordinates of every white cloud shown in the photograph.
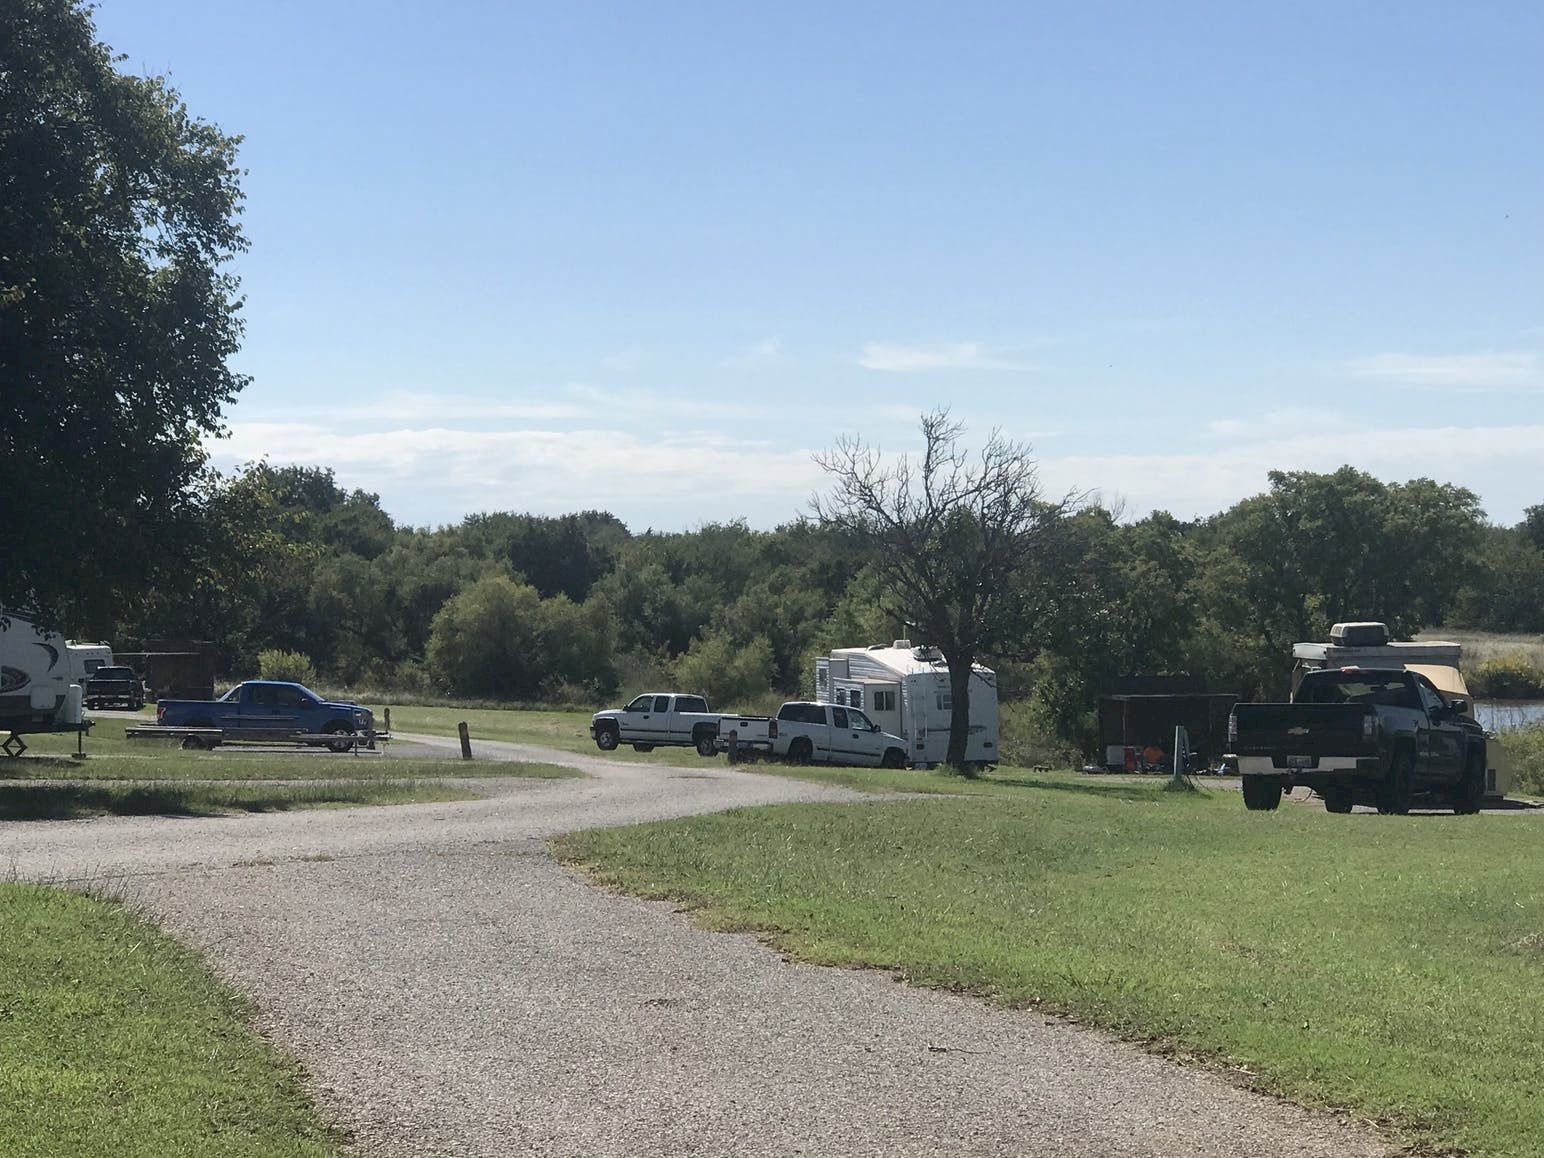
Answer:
[858,342,1031,373]
[1040,423,1544,524]
[211,423,826,530]
[723,337,782,368]
[1341,352,1542,390]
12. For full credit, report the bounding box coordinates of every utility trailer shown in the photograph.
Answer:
[125,724,389,752]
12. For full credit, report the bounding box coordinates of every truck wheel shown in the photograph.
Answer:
[696,733,718,758]
[788,737,813,765]
[323,722,357,753]
[595,726,619,751]
[1322,788,1354,814]
[881,748,907,769]
[1242,777,1283,811]
[1453,750,1485,815]
[1377,751,1414,815]
[632,743,654,752]
[180,735,207,750]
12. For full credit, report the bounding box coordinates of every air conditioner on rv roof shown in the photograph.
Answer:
[1329,621,1390,647]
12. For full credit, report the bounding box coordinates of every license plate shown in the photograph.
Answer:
[1283,754,1315,768]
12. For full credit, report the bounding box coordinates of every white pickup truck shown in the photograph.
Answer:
[590,693,722,756]
[717,701,910,768]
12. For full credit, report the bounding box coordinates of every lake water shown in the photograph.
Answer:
[1475,701,1544,732]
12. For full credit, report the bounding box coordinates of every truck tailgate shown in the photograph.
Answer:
[1233,703,1375,759]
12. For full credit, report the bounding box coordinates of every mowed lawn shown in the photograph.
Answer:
[554,773,1544,1157]
[0,883,345,1158]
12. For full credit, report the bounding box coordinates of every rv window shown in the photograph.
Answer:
[937,693,952,712]
[849,689,864,710]
[816,669,827,689]
[873,690,896,712]
[834,689,846,705]
[832,706,850,728]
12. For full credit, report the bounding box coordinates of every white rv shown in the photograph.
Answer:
[0,611,86,732]
[66,640,113,685]
[817,640,1000,768]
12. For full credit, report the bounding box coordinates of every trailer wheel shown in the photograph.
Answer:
[1322,788,1354,814]
[696,733,718,757]
[1242,777,1283,811]
[595,725,619,751]
[323,722,357,753]
[788,737,813,765]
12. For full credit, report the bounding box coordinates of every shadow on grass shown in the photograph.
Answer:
[984,773,1202,802]
[0,785,212,821]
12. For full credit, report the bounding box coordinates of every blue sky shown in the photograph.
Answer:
[94,1,1543,530]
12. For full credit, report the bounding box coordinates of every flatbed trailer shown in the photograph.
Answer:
[125,725,389,752]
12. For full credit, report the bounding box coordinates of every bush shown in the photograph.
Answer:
[256,649,318,687]
[1468,654,1544,699]
[1495,726,1544,795]
[999,698,1080,770]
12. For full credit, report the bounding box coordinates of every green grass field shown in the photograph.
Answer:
[0,883,346,1158]
[554,771,1544,1157]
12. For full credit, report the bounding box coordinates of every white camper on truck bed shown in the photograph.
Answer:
[817,640,1000,769]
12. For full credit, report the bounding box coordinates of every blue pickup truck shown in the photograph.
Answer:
[155,680,378,751]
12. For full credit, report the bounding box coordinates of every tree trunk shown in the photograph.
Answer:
[946,652,975,773]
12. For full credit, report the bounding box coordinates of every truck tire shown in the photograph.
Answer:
[1453,749,1485,815]
[595,725,619,751]
[881,747,907,769]
[1242,777,1283,811]
[787,737,813,765]
[1322,788,1354,814]
[323,722,357,753]
[1377,750,1414,815]
[696,732,718,757]
[180,735,208,750]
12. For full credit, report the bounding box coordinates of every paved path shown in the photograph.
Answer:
[2,737,1394,1157]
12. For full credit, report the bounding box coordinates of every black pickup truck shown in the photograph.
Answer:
[1229,667,1486,815]
[83,665,147,711]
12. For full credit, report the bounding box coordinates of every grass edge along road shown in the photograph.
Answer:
[0,883,347,1158]
[553,771,1544,1158]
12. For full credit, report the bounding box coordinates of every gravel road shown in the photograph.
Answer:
[3,736,1395,1157]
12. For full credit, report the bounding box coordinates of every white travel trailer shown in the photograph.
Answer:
[0,610,86,733]
[816,640,1000,768]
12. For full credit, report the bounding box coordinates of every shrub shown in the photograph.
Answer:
[256,649,318,687]
[1495,726,1544,795]
[1468,654,1544,699]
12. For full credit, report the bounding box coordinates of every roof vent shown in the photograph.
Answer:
[1329,622,1390,647]
[891,639,912,650]
[912,645,944,662]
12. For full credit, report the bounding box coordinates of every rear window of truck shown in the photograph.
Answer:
[1296,673,1420,709]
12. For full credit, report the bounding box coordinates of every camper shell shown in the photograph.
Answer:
[817,640,1000,767]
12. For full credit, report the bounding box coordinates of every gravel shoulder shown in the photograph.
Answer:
[3,736,1395,1157]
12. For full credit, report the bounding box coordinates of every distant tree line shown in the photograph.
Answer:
[63,459,1534,756]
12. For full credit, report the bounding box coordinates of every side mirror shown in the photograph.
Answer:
[1448,699,1468,716]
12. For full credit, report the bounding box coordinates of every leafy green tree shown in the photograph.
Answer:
[1202,467,1484,690]
[814,408,1072,770]
[1,0,248,631]
[671,632,777,708]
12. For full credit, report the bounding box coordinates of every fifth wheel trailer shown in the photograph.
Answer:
[817,640,1000,768]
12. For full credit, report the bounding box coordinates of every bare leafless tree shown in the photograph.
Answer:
[812,408,1074,771]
